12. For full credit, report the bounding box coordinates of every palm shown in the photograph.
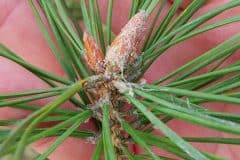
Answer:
[0,0,239,159]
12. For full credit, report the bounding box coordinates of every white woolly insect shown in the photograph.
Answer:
[139,78,147,85]
[84,118,90,124]
[92,94,111,110]
[86,136,99,144]
[113,80,134,97]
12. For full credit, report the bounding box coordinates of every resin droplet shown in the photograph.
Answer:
[105,10,148,72]
[83,32,105,73]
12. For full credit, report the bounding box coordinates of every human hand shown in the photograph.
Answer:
[0,0,240,159]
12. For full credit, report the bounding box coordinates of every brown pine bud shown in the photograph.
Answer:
[83,32,105,73]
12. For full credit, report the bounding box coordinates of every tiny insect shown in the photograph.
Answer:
[83,10,148,76]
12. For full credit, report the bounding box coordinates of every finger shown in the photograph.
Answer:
[0,0,133,159]
[0,0,68,118]
[98,0,218,157]
[1,0,239,159]
[135,119,221,158]
[145,0,240,82]
[33,137,95,160]
[0,1,95,159]
[218,103,240,159]
[169,0,193,9]
[0,1,65,75]
[0,0,20,26]
[169,0,217,10]
[138,0,240,158]
[79,0,240,158]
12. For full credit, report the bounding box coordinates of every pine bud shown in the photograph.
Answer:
[105,11,148,73]
[83,32,105,73]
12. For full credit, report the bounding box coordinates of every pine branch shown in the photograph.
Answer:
[1,0,240,159]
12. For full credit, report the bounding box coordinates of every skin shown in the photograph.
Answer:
[0,0,240,159]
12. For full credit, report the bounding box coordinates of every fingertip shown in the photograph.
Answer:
[33,137,96,160]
